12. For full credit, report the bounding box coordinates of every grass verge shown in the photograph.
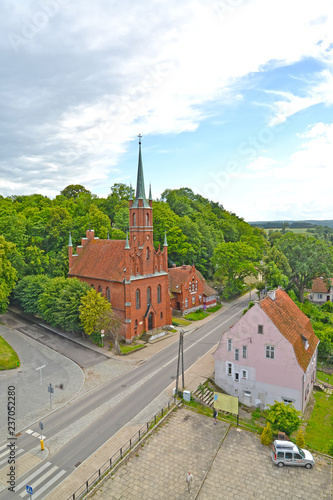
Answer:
[172,317,191,326]
[207,304,222,313]
[0,336,20,370]
[316,370,333,385]
[120,343,144,354]
[184,310,209,321]
[305,390,333,454]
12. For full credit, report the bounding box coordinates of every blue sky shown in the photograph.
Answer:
[0,0,333,221]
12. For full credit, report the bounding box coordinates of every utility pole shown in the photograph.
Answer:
[175,330,185,402]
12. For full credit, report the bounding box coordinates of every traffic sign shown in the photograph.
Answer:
[39,422,44,430]
[26,485,33,494]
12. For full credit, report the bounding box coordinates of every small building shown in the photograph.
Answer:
[168,264,217,315]
[310,277,333,304]
[213,288,319,412]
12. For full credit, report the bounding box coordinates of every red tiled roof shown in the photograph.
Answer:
[311,277,333,293]
[168,265,204,293]
[203,283,216,296]
[260,289,319,372]
[69,239,126,282]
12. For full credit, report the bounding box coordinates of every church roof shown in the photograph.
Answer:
[69,239,126,282]
[260,288,319,372]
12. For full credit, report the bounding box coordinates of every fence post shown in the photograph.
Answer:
[86,480,89,493]
[130,438,132,449]
[120,447,122,459]
[110,457,112,468]
[139,429,141,441]
[99,468,101,478]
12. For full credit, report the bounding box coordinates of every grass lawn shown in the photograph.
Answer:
[184,310,209,321]
[207,304,222,313]
[305,391,333,454]
[172,317,191,326]
[0,337,20,370]
[316,370,333,385]
[119,343,144,354]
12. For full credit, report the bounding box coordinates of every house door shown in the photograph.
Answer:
[177,302,181,310]
[148,312,153,331]
[327,296,330,302]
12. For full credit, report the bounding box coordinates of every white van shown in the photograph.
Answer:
[271,440,315,469]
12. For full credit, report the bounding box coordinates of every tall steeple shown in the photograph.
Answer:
[132,134,149,208]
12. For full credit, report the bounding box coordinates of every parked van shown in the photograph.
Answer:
[271,440,315,469]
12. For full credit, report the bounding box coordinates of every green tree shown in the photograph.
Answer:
[0,236,18,313]
[276,233,333,302]
[79,288,111,336]
[24,246,49,275]
[54,278,91,332]
[296,429,305,448]
[267,401,302,436]
[60,184,92,199]
[14,275,50,314]
[95,309,125,353]
[38,277,68,325]
[261,421,273,446]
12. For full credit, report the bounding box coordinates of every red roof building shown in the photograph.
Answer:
[68,137,172,341]
[310,277,333,304]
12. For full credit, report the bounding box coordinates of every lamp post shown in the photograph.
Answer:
[100,330,105,348]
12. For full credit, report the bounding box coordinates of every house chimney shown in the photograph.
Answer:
[267,290,276,301]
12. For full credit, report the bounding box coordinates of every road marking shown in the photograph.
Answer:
[0,444,8,452]
[32,432,39,437]
[26,429,33,434]
[0,448,24,466]
[32,469,66,499]
[19,465,58,497]
[14,462,52,491]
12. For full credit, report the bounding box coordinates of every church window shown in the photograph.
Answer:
[147,286,151,305]
[136,289,140,309]
[146,213,149,226]
[160,312,163,319]
[157,284,162,303]
[107,288,111,302]
[146,247,149,260]
[98,286,102,294]
[133,213,136,226]
[135,319,138,329]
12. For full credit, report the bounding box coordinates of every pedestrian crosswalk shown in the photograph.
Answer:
[25,429,46,440]
[0,444,66,499]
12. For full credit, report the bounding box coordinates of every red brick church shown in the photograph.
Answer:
[68,136,172,341]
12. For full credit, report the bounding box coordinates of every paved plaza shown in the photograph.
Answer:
[89,408,333,500]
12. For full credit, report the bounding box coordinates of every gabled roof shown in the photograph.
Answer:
[168,265,204,293]
[203,283,216,296]
[69,239,126,282]
[311,277,333,293]
[260,289,319,372]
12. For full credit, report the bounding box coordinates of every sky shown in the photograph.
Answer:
[1,0,333,221]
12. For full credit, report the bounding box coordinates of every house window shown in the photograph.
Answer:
[199,294,202,302]
[192,296,195,305]
[283,399,293,404]
[107,288,111,302]
[227,339,232,351]
[185,298,188,308]
[258,324,263,334]
[147,287,151,305]
[195,281,198,291]
[242,345,247,359]
[235,373,239,382]
[227,363,232,376]
[136,289,140,309]
[235,348,239,361]
[242,370,247,379]
[318,293,322,299]
[157,285,161,303]
[244,391,251,397]
[265,345,275,359]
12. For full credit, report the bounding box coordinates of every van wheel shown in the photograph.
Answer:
[305,463,312,469]
[277,462,284,468]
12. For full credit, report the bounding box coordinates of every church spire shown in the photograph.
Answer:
[132,134,149,208]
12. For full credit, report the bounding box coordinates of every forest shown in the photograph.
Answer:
[1,183,333,360]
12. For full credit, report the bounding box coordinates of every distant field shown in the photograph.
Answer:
[264,228,309,235]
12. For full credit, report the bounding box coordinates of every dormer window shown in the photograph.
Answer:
[301,335,309,350]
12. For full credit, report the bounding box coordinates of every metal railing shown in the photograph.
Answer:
[67,401,173,500]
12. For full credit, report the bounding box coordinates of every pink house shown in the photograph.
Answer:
[214,288,319,412]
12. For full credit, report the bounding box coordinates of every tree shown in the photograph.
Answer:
[267,401,302,436]
[60,184,92,199]
[24,245,49,275]
[38,277,68,325]
[276,233,333,302]
[54,278,91,332]
[14,275,50,314]
[0,236,18,313]
[261,421,273,446]
[79,288,111,336]
[95,309,125,353]
[296,429,305,448]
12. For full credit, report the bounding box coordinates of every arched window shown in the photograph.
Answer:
[107,288,111,302]
[98,286,102,294]
[135,319,138,329]
[147,286,151,305]
[157,284,161,303]
[91,284,95,289]
[136,289,140,309]
[195,281,198,291]
[160,312,163,319]
[133,213,136,226]
[146,247,150,260]
[146,213,149,226]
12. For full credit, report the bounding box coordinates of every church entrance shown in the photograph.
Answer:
[148,312,154,331]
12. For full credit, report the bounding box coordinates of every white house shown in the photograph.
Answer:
[310,277,333,304]
[213,289,319,412]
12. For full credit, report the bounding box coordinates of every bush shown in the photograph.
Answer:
[327,440,333,456]
[261,422,273,446]
[267,401,302,436]
[296,429,305,448]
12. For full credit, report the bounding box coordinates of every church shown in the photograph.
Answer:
[68,136,172,341]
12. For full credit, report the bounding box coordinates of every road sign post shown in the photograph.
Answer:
[26,484,33,499]
[36,365,46,384]
[48,383,54,408]
[39,422,45,451]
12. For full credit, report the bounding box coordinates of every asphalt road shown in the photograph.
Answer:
[0,296,249,499]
